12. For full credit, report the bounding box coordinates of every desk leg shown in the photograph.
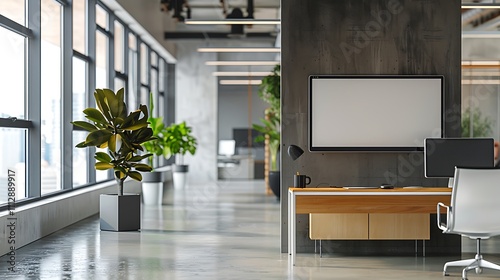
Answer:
[288,190,291,257]
[290,192,296,265]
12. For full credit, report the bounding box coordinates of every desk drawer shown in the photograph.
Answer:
[369,213,430,240]
[309,213,368,240]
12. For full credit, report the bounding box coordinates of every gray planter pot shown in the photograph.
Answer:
[100,193,141,231]
[142,171,163,182]
[173,164,188,173]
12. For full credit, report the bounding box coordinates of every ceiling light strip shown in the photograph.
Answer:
[206,61,280,66]
[185,19,281,25]
[212,71,273,76]
[220,80,262,85]
[198,47,281,53]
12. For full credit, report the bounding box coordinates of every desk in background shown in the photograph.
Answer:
[288,187,452,265]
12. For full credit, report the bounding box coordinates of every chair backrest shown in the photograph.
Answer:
[449,167,500,236]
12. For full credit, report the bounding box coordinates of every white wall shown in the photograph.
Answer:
[176,43,218,182]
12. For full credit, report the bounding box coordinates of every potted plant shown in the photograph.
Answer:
[141,93,170,205]
[163,121,197,189]
[71,88,155,231]
[253,64,281,199]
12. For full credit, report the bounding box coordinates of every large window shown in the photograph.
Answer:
[41,0,63,195]
[0,28,26,119]
[0,0,173,208]
[73,0,86,55]
[0,128,27,204]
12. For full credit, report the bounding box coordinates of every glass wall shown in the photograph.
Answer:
[461,4,500,141]
[0,0,173,207]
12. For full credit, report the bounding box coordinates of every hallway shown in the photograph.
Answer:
[1,180,499,279]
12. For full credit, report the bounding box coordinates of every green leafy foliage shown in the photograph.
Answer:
[163,121,198,165]
[258,64,280,117]
[461,107,493,138]
[71,88,156,195]
[142,93,171,167]
[254,64,281,171]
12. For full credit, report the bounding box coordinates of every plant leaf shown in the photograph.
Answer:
[95,162,113,170]
[128,171,142,181]
[102,88,119,117]
[71,121,98,132]
[95,152,112,163]
[85,129,112,147]
[94,89,112,122]
[83,108,108,124]
[116,88,126,118]
[134,163,152,172]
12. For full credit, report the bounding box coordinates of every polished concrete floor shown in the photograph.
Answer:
[1,180,500,279]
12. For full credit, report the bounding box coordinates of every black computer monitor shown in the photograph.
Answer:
[424,138,494,178]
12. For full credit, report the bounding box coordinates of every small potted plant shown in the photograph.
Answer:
[71,88,155,231]
[163,121,197,189]
[141,93,170,205]
[253,64,281,198]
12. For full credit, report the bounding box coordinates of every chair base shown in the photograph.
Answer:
[444,254,500,280]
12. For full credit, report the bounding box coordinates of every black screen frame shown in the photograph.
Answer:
[424,138,494,178]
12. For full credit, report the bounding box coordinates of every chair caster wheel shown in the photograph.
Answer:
[475,267,482,274]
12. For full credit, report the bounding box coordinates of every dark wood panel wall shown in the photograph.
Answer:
[281,0,461,254]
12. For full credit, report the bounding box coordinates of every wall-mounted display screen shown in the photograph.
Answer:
[309,75,443,152]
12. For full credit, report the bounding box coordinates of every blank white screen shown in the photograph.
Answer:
[310,77,442,150]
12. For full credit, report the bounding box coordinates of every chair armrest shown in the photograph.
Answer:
[437,202,450,231]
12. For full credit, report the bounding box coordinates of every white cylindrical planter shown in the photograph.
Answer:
[173,165,188,189]
[142,182,163,205]
[142,171,164,205]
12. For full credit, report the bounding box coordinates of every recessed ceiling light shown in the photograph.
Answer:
[198,47,281,53]
[219,80,262,85]
[185,19,281,25]
[206,61,280,66]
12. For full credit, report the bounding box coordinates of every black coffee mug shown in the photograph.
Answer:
[294,174,311,188]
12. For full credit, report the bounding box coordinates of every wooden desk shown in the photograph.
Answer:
[288,187,452,265]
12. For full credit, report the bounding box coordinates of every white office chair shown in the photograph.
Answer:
[437,167,500,280]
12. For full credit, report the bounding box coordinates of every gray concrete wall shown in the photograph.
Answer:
[281,0,461,254]
[176,42,218,182]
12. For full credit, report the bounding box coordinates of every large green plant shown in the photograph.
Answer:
[461,107,493,138]
[253,112,280,171]
[142,93,170,167]
[253,64,280,171]
[163,121,197,165]
[71,88,155,196]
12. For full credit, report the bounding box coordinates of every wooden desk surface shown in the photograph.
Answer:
[290,187,451,193]
[289,187,451,214]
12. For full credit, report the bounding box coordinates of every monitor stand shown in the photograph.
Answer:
[448,177,454,188]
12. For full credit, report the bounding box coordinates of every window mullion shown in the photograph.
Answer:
[87,0,97,183]
[27,0,42,198]
[61,0,74,190]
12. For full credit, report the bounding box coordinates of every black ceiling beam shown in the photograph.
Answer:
[164,31,276,39]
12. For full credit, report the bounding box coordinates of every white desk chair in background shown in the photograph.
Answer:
[437,167,500,280]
